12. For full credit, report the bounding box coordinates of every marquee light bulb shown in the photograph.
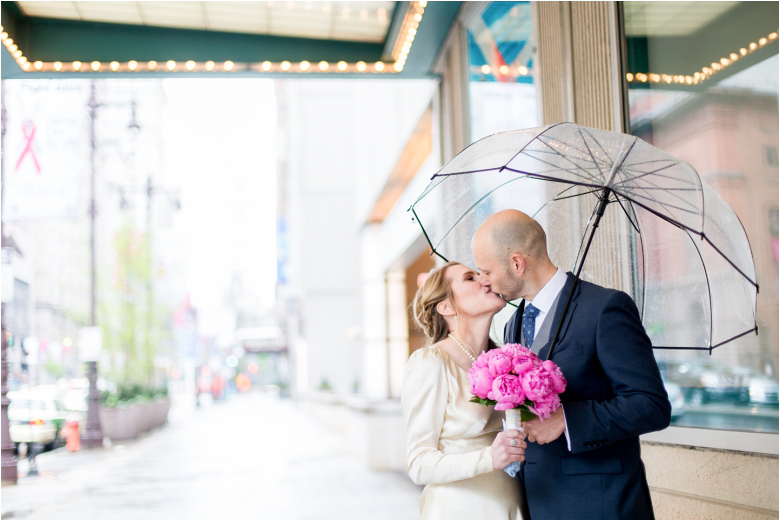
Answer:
[148,60,158,70]
[128,60,138,71]
[262,61,272,71]
[281,60,291,71]
[356,61,366,72]
[223,60,234,71]
[337,61,347,71]
[73,61,82,71]
[53,61,62,71]
[300,60,310,71]
[34,60,43,70]
[166,60,176,71]
[318,61,329,71]
[205,60,215,71]
[374,61,385,72]
[186,60,196,71]
[110,61,120,71]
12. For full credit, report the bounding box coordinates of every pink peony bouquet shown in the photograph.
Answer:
[467,343,567,422]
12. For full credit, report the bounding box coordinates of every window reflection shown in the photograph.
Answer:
[466,1,538,141]
[625,1,779,433]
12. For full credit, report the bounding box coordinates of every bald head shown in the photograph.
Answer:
[474,210,549,262]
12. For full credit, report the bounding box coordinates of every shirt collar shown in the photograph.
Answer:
[528,267,567,315]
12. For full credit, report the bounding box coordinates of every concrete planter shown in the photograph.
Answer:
[99,398,170,441]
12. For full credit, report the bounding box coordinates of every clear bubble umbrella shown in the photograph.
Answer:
[409,123,758,357]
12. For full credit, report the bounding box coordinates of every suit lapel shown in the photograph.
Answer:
[539,272,580,360]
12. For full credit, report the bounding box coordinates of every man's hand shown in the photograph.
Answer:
[523,407,565,445]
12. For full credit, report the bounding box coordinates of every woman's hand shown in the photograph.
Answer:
[491,429,526,470]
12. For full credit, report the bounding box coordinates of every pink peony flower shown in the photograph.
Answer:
[489,374,525,411]
[486,350,513,377]
[521,366,557,403]
[468,365,494,399]
[541,359,567,394]
[528,395,561,420]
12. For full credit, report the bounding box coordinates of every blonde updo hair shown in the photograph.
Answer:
[412,261,461,344]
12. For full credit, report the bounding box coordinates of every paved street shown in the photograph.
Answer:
[1,391,422,520]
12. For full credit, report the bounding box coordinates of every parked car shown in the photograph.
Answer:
[662,361,750,405]
[59,388,89,433]
[748,376,779,406]
[7,391,68,451]
[663,379,686,420]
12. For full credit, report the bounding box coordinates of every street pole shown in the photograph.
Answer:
[81,80,104,449]
[1,81,18,485]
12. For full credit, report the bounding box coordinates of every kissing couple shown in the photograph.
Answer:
[401,210,672,520]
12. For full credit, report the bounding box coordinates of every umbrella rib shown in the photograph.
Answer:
[519,149,602,183]
[524,148,611,176]
[702,235,759,288]
[615,169,701,213]
[536,133,614,171]
[577,127,607,179]
[501,123,565,172]
[685,228,715,351]
[622,195,759,288]
[621,190,700,217]
[616,163,696,186]
[651,346,711,350]
[432,167,505,178]
[430,175,531,252]
[618,178,700,215]
[614,194,641,233]
[531,186,601,221]
[711,327,759,349]
[503,167,605,190]
[581,128,614,168]
[410,207,451,263]
[533,133,609,181]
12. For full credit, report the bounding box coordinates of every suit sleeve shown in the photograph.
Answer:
[562,291,672,454]
[401,348,494,485]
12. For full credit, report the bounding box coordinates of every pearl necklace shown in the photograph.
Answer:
[448,333,477,362]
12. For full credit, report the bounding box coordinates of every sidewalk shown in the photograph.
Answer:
[1,391,422,520]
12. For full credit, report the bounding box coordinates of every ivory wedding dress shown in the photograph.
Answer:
[401,346,524,520]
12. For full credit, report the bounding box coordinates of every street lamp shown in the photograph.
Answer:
[79,326,103,448]
[83,82,104,449]
[1,82,18,484]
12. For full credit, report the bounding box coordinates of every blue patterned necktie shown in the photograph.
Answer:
[522,304,540,348]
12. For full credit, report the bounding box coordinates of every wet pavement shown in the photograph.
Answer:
[1,391,422,520]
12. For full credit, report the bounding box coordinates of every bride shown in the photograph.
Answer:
[401,261,525,519]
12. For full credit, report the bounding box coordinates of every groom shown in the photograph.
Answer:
[472,210,671,520]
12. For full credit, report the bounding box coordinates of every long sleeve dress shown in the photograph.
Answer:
[401,346,524,519]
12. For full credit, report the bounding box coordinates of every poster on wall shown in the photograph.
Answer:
[2,80,90,221]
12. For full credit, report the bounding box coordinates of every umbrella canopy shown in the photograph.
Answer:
[409,122,758,352]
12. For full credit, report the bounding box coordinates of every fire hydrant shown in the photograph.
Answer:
[65,420,81,452]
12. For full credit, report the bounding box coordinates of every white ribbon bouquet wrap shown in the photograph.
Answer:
[466,344,567,477]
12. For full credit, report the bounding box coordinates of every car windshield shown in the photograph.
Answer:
[9,399,46,411]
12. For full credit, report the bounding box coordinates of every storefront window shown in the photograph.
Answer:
[625,1,779,433]
[466,1,538,141]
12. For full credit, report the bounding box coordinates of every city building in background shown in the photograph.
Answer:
[1,1,777,517]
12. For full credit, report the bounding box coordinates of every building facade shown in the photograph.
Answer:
[281,2,778,519]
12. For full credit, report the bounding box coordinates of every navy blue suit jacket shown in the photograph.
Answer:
[504,273,671,520]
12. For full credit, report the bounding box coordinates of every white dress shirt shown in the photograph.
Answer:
[526,267,572,450]
[526,267,568,340]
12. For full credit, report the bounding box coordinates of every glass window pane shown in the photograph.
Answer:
[625,1,779,433]
[466,1,538,142]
